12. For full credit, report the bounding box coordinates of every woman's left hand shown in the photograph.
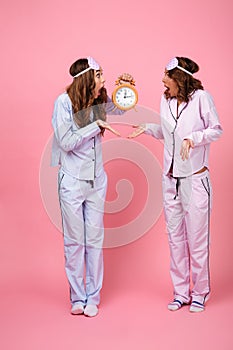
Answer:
[116,73,135,85]
[180,139,194,160]
[96,120,121,136]
[127,124,146,138]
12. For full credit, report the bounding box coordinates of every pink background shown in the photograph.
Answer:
[1,0,232,349]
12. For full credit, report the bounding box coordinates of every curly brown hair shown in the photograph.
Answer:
[66,58,107,128]
[164,57,204,102]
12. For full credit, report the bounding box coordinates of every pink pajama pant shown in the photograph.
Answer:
[162,169,212,304]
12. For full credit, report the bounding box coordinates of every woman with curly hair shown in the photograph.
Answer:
[51,56,128,317]
[128,56,223,312]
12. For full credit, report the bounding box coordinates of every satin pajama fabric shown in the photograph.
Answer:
[145,90,222,305]
[163,170,212,304]
[58,170,107,306]
[51,93,125,308]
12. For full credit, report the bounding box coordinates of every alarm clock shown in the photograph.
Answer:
[112,74,138,111]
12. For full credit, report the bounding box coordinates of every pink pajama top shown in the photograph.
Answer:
[145,90,223,177]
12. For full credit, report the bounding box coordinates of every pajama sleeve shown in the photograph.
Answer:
[184,91,223,146]
[52,96,101,152]
[144,123,164,139]
[105,96,125,115]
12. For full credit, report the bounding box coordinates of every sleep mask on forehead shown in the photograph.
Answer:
[73,56,100,78]
[166,57,193,76]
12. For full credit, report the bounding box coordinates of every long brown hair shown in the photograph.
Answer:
[66,58,107,128]
[164,57,204,102]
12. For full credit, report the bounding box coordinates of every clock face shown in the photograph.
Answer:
[113,85,138,110]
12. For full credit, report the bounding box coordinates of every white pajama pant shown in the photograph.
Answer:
[162,170,212,304]
[58,170,107,307]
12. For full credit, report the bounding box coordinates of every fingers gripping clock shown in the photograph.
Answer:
[112,74,138,111]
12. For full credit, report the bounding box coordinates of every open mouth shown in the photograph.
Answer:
[98,86,105,94]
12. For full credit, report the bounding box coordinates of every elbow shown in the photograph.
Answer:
[215,125,223,139]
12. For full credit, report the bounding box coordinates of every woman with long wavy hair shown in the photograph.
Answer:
[128,56,223,313]
[51,56,127,317]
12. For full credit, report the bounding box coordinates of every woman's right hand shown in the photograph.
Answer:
[96,120,121,136]
[127,124,146,138]
[180,138,194,160]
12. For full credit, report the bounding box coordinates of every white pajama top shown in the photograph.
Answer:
[145,90,223,177]
[51,93,124,180]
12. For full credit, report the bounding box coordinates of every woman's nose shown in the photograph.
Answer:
[162,75,166,83]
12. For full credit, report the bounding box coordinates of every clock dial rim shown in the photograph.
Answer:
[112,84,138,111]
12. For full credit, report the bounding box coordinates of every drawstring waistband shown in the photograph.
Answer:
[170,167,208,200]
[173,177,186,200]
[174,178,181,200]
[170,176,186,200]
[170,167,208,199]
[86,180,94,188]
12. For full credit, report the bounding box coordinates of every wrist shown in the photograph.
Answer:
[96,120,102,128]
